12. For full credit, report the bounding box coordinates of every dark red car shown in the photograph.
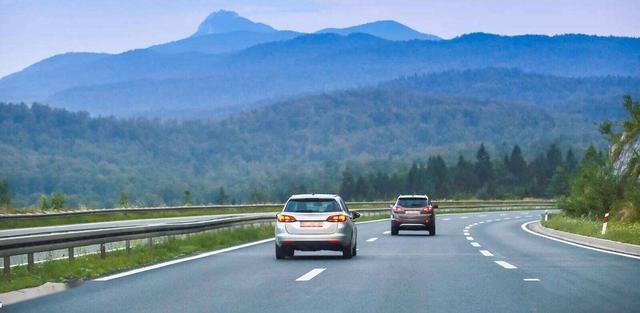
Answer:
[390,195,437,236]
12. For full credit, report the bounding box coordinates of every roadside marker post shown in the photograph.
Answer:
[544,209,548,221]
[601,212,609,235]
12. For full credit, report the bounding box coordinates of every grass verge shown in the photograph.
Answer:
[0,225,273,293]
[542,214,640,245]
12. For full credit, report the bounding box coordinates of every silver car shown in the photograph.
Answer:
[275,194,360,259]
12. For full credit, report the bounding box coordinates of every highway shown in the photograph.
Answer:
[4,210,639,312]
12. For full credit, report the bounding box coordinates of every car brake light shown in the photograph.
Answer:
[277,214,296,222]
[422,206,433,213]
[392,206,405,213]
[326,214,348,222]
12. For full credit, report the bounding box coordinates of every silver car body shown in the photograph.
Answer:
[275,194,357,254]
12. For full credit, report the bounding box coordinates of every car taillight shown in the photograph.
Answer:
[277,214,296,222]
[422,206,433,214]
[326,214,348,222]
[392,206,405,213]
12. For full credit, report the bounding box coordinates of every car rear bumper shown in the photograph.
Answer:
[392,215,434,229]
[275,232,351,251]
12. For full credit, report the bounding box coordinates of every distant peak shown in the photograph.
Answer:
[192,10,276,37]
[317,20,441,41]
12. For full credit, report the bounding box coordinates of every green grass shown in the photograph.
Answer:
[0,225,273,293]
[542,214,640,245]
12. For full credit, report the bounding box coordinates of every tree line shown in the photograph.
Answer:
[338,143,581,201]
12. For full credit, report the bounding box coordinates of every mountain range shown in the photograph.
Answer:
[1,10,638,118]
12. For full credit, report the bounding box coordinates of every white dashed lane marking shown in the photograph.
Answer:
[296,268,326,281]
[479,250,493,256]
[495,261,517,269]
[460,216,468,219]
[442,218,451,221]
[466,236,474,241]
[383,231,391,235]
[367,237,378,242]
[524,278,540,282]
[470,242,481,247]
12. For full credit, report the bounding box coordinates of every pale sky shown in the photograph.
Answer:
[1,0,638,78]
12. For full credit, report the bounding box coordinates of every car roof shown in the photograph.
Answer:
[397,195,430,199]
[288,194,341,200]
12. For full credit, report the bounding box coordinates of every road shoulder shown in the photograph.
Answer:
[525,221,640,257]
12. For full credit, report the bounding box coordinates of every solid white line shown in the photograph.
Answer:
[367,237,378,242]
[495,261,517,269]
[460,216,468,219]
[523,278,540,281]
[521,221,640,260]
[470,242,481,247]
[383,230,391,234]
[296,268,326,281]
[479,214,487,217]
[95,238,275,281]
[466,236,474,241]
[442,218,451,221]
[479,250,494,256]
[500,213,507,216]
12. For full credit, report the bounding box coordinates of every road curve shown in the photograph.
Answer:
[4,210,639,312]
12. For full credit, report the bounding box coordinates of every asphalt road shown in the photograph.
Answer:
[5,210,639,312]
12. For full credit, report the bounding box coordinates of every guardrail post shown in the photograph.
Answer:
[125,240,131,253]
[148,237,153,247]
[3,256,10,276]
[27,253,34,272]
[100,244,106,259]
[68,247,75,260]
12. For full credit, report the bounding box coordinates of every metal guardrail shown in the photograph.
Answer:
[0,200,555,220]
[0,201,555,275]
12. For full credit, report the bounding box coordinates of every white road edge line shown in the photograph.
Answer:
[479,250,493,256]
[367,237,378,242]
[94,238,275,281]
[470,242,481,247]
[521,221,640,260]
[495,261,517,269]
[296,268,326,281]
[523,278,540,281]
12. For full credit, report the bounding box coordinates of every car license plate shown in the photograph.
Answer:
[300,221,323,227]
[406,211,420,215]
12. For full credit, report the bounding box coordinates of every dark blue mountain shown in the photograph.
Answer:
[0,10,639,118]
[317,20,441,41]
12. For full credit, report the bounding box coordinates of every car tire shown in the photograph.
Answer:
[275,244,290,259]
[352,243,357,257]
[342,245,353,259]
[391,225,399,235]
[429,223,436,236]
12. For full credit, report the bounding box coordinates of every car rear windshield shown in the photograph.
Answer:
[397,198,429,208]
[284,199,341,213]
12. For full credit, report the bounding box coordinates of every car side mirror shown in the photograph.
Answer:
[432,204,438,209]
[389,204,394,209]
[352,211,361,219]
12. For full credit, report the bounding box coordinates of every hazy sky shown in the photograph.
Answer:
[1,0,638,78]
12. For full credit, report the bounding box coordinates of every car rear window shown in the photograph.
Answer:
[284,199,340,213]
[397,198,429,208]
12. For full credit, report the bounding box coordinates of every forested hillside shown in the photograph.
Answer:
[0,85,601,207]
